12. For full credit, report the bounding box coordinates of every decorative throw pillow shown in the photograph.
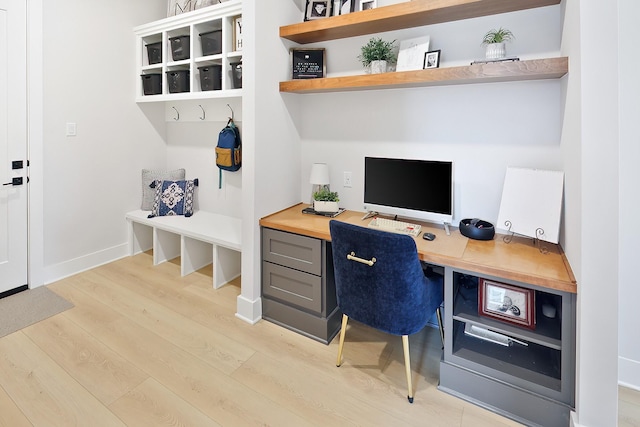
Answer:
[148,179,199,218]
[141,168,186,210]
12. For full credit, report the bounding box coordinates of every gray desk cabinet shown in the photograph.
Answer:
[439,267,576,427]
[261,227,341,344]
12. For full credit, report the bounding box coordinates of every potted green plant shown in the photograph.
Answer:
[481,28,514,60]
[358,37,397,74]
[313,188,340,213]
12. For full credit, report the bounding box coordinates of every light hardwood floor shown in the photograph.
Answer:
[0,252,638,426]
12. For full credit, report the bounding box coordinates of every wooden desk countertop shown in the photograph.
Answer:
[260,204,577,294]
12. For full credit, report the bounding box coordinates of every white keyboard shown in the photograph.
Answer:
[367,217,422,237]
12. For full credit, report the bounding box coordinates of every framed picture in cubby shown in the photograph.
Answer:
[233,16,243,51]
[479,279,535,329]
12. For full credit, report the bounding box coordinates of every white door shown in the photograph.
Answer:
[0,0,28,295]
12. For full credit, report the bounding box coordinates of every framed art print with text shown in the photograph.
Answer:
[291,48,326,79]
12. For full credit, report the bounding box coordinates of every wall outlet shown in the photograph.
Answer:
[343,171,352,187]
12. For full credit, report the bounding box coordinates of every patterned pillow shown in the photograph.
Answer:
[141,168,185,210]
[148,179,199,218]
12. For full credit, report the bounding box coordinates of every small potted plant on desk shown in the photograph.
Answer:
[313,188,340,213]
[358,37,397,74]
[482,27,514,60]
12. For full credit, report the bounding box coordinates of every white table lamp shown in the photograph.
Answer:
[309,163,330,204]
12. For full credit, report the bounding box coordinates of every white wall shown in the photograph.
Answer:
[618,0,640,390]
[236,0,303,322]
[42,0,167,282]
[164,98,244,218]
[300,6,563,230]
[562,1,620,426]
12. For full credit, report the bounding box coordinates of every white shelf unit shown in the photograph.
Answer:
[135,0,243,102]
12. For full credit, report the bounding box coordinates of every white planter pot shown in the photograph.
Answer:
[314,200,339,213]
[485,42,506,60]
[370,60,388,74]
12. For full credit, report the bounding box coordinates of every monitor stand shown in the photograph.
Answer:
[361,211,378,220]
[444,222,451,236]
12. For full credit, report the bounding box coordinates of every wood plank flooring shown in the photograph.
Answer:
[0,252,637,426]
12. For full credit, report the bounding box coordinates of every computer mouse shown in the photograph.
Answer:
[423,232,436,241]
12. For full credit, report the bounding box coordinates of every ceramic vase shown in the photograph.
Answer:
[485,42,506,60]
[370,60,388,74]
[314,201,339,213]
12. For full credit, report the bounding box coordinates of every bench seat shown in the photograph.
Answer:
[126,210,241,288]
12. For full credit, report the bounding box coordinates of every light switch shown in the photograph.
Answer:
[66,122,77,137]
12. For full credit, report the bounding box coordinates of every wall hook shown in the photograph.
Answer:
[198,104,205,120]
[172,106,180,121]
[227,103,234,121]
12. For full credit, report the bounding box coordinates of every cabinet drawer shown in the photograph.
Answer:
[262,228,322,276]
[262,261,322,313]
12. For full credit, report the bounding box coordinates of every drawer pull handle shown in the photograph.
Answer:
[347,252,376,267]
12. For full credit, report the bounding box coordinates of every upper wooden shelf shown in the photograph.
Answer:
[279,57,568,93]
[280,0,561,44]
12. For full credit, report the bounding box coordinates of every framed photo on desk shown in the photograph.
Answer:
[479,279,535,329]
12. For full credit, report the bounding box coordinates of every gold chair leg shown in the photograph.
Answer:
[336,314,349,367]
[402,335,414,403]
[436,307,444,349]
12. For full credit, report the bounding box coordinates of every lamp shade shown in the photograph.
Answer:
[309,163,330,185]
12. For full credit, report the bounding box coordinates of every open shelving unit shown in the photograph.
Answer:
[280,0,561,44]
[278,0,566,93]
[280,57,568,93]
[135,0,243,102]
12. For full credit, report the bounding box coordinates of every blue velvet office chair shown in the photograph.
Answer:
[329,220,444,403]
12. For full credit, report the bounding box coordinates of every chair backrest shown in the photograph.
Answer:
[329,220,444,336]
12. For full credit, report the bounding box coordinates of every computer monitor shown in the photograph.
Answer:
[363,157,453,227]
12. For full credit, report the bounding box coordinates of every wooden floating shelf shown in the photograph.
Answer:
[280,0,561,44]
[279,57,568,94]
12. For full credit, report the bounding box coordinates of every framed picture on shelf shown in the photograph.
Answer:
[396,35,430,72]
[304,0,332,21]
[355,0,376,11]
[338,0,352,15]
[167,0,193,17]
[194,0,224,10]
[291,48,326,79]
[479,279,535,329]
[424,50,441,69]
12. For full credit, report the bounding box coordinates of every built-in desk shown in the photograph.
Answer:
[260,203,576,427]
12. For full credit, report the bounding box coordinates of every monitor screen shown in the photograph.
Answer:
[364,157,453,224]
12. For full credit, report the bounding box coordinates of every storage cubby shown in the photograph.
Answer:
[134,0,242,101]
[441,268,576,427]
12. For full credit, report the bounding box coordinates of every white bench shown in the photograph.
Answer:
[126,210,241,288]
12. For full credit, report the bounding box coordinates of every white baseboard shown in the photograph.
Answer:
[235,294,262,324]
[570,411,583,427]
[619,355,640,391]
[44,243,129,285]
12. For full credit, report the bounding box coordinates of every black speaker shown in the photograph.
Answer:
[459,218,495,241]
